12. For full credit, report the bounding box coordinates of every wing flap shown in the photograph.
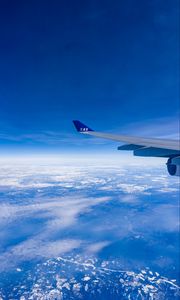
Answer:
[117,144,144,150]
[134,147,180,157]
[118,145,179,157]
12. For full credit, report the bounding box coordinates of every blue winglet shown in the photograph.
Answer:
[73,120,94,132]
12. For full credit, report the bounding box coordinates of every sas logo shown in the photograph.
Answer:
[80,128,88,131]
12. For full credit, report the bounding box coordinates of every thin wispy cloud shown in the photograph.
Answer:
[111,116,179,139]
[0,130,109,148]
[0,191,110,270]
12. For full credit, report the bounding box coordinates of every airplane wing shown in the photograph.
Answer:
[73,120,180,176]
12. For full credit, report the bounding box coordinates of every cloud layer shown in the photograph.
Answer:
[0,162,179,272]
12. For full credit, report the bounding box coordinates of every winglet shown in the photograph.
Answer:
[73,120,94,132]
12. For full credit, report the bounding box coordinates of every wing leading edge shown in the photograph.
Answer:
[73,120,180,176]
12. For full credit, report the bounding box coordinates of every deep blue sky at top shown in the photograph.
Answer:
[0,0,179,153]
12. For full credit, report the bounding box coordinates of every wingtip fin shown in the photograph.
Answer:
[73,120,94,132]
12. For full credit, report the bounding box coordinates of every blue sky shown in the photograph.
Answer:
[0,0,179,155]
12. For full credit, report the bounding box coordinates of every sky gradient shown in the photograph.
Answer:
[0,0,179,155]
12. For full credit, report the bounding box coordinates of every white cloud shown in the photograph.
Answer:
[0,194,110,270]
[116,183,150,194]
[0,238,81,271]
[0,195,110,228]
[120,195,139,203]
[1,162,178,194]
[87,241,110,254]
